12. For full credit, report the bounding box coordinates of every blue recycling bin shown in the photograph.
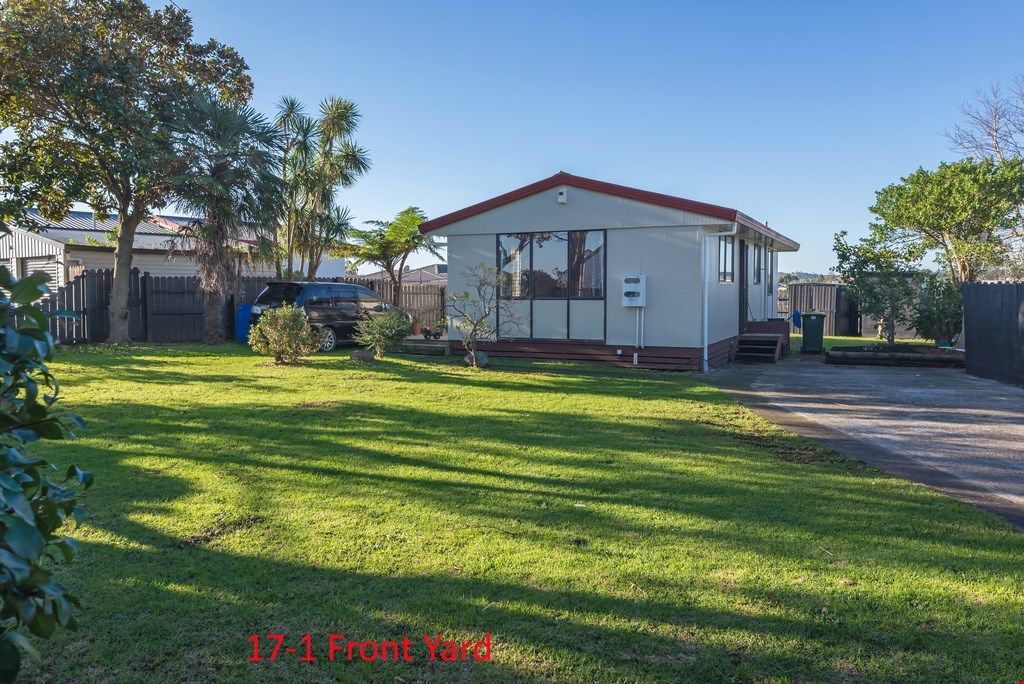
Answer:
[235,304,253,343]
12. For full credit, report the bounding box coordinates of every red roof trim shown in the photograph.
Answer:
[418,172,798,250]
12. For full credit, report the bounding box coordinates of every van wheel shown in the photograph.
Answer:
[318,327,337,352]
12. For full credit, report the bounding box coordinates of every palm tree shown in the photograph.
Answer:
[171,94,284,343]
[344,207,442,306]
[274,96,370,279]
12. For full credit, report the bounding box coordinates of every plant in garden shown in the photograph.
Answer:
[0,268,91,681]
[353,310,411,358]
[343,208,441,306]
[248,304,320,364]
[448,264,523,367]
[910,273,963,344]
[275,96,369,279]
[0,0,252,342]
[833,232,918,348]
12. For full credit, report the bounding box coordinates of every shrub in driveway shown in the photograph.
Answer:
[249,304,321,364]
[353,310,410,358]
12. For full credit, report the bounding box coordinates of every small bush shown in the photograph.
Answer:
[911,273,963,343]
[248,305,321,364]
[353,310,410,358]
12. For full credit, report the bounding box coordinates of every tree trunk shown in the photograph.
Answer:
[107,211,143,342]
[273,229,282,278]
[203,289,226,345]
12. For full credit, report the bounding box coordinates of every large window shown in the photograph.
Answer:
[498,230,605,300]
[498,233,531,299]
[531,232,569,298]
[568,231,605,298]
[753,244,762,285]
[719,235,734,282]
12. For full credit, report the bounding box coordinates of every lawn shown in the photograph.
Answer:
[24,345,1024,682]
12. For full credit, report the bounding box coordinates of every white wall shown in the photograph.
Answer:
[704,235,740,344]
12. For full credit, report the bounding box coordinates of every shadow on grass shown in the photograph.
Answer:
[34,349,1024,682]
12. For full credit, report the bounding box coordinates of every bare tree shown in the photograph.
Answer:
[948,77,1024,161]
[447,264,523,367]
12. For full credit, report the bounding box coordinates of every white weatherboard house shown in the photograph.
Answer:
[420,172,799,370]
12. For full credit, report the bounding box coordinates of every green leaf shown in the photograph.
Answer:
[26,611,55,639]
[0,635,21,684]
[0,550,30,583]
[3,630,39,664]
[65,466,92,489]
[1,516,44,560]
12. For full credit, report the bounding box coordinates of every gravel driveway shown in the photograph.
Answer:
[713,354,1024,527]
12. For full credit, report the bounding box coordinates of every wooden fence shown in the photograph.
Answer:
[963,281,1024,386]
[43,269,446,344]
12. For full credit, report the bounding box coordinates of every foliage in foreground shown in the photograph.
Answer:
[353,310,410,358]
[0,269,91,682]
[248,305,320,364]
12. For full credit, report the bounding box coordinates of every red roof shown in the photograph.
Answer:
[418,171,798,250]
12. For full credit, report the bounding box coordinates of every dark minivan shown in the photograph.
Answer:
[251,281,410,352]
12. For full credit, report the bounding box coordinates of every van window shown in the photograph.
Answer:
[303,286,333,306]
[255,283,302,305]
[331,284,357,303]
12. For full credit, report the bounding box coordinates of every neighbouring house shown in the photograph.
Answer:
[1,209,275,288]
[419,172,799,369]
[363,263,447,286]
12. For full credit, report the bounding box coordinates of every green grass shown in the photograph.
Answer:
[24,345,1024,682]
[791,334,932,352]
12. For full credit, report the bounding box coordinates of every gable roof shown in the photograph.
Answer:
[418,171,799,251]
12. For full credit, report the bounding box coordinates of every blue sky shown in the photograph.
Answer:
[178,0,1024,273]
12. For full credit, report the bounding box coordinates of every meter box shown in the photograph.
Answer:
[622,274,646,307]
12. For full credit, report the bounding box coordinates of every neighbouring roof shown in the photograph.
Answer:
[20,209,263,251]
[418,171,800,251]
[364,263,447,284]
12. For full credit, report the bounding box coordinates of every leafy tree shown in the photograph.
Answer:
[910,273,963,344]
[248,305,320,364]
[0,266,91,680]
[353,310,411,358]
[344,207,441,306]
[274,97,369,279]
[169,95,283,344]
[0,0,252,342]
[870,158,1024,288]
[833,232,917,348]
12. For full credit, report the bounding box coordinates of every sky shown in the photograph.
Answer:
[173,0,1024,274]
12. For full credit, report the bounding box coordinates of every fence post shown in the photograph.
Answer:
[143,272,154,342]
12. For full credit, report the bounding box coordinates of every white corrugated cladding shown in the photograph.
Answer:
[0,230,67,285]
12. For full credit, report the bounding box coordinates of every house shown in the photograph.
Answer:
[363,263,447,286]
[419,172,800,369]
[1,209,275,288]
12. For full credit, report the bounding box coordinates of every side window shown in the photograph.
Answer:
[719,236,734,283]
[332,284,357,305]
[356,287,385,312]
[753,244,762,285]
[304,286,332,306]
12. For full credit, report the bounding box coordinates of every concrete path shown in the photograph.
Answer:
[711,355,1024,528]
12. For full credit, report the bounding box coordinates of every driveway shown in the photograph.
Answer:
[712,355,1024,528]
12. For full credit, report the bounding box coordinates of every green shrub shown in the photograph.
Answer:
[0,268,91,679]
[353,310,410,358]
[248,304,320,364]
[911,273,963,343]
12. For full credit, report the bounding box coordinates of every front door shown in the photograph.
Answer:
[738,239,749,333]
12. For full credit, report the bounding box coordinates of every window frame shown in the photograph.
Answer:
[718,235,734,283]
[766,248,774,294]
[568,230,606,300]
[753,243,762,285]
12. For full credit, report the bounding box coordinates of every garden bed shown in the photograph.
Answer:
[825,343,965,367]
